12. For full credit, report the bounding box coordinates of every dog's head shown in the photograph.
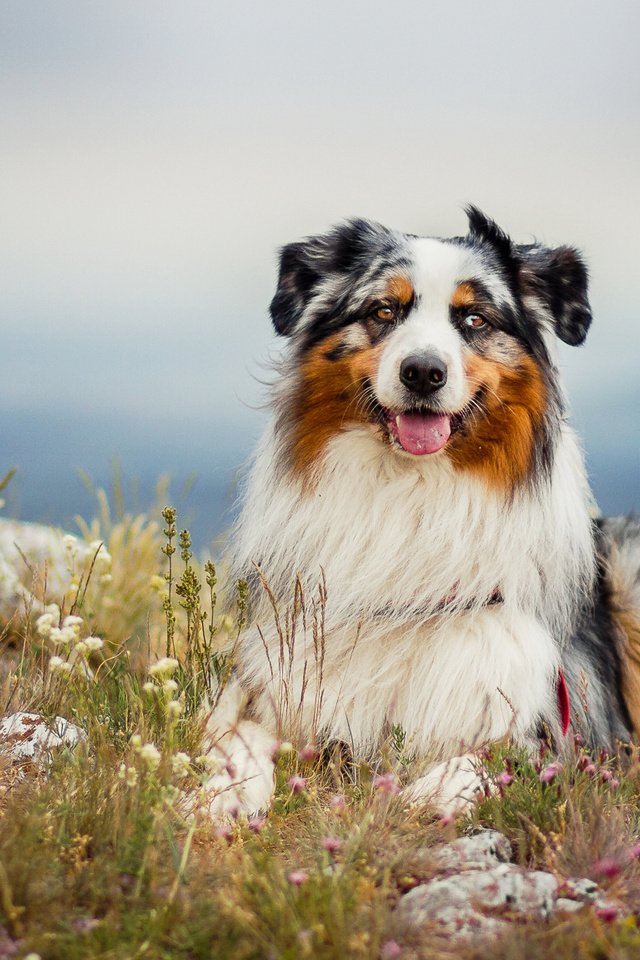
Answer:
[271,209,591,490]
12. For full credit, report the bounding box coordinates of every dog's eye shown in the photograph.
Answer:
[374,305,396,323]
[463,314,488,331]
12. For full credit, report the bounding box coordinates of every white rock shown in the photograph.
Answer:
[425,829,512,872]
[396,863,558,938]
[0,711,86,767]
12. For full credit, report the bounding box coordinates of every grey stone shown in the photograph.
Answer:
[425,829,512,872]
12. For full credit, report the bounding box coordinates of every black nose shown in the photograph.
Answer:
[399,353,448,396]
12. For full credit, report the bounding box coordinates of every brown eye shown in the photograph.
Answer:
[374,305,395,323]
[463,314,487,331]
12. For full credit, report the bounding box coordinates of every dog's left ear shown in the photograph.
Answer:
[517,244,592,346]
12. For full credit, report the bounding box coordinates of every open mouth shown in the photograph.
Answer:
[379,398,478,456]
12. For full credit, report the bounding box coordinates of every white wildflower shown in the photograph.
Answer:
[85,636,103,652]
[149,657,179,678]
[162,679,179,695]
[195,754,222,774]
[142,681,156,694]
[44,602,61,618]
[126,766,138,787]
[171,752,191,777]
[74,641,88,657]
[62,534,79,552]
[130,734,142,750]
[49,655,72,674]
[63,615,83,630]
[139,743,161,769]
[35,612,55,638]
[167,700,183,720]
[118,763,127,780]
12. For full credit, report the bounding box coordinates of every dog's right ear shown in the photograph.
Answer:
[269,240,325,336]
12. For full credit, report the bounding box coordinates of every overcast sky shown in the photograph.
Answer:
[2,1,639,537]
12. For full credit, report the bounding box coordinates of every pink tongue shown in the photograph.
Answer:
[394,412,451,455]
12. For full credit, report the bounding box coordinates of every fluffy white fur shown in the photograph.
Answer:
[204,412,595,813]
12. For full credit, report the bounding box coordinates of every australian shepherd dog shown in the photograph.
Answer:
[206,208,640,816]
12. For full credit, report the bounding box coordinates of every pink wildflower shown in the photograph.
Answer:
[600,768,613,782]
[380,940,403,959]
[497,771,513,785]
[592,857,620,879]
[288,869,308,886]
[329,793,346,811]
[373,772,400,795]
[322,836,342,854]
[216,824,233,841]
[248,816,266,833]
[596,905,620,923]
[298,744,318,762]
[288,775,307,793]
[539,762,561,784]
[628,844,640,860]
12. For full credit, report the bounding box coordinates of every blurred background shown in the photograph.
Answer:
[2,1,638,550]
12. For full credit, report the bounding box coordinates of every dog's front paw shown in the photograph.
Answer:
[202,721,276,819]
[403,753,489,818]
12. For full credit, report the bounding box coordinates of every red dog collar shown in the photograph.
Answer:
[557,669,570,736]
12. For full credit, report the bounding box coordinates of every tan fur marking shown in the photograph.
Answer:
[385,274,415,306]
[290,334,383,480]
[608,554,640,736]
[449,352,548,491]
[451,282,478,310]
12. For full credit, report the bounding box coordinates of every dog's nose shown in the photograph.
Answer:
[399,353,448,396]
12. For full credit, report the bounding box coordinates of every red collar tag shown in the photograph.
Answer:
[557,669,570,737]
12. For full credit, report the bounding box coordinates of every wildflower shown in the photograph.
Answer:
[596,905,620,923]
[63,615,83,630]
[130,734,142,749]
[322,836,342,853]
[299,744,318,762]
[288,775,307,793]
[139,743,161,769]
[23,954,42,960]
[49,626,73,647]
[63,534,79,551]
[44,602,60,618]
[167,699,183,719]
[373,772,400,795]
[142,681,156,694]
[126,767,138,787]
[35,612,56,637]
[49,655,72,674]
[628,844,640,860]
[592,857,621,879]
[171,752,191,777]
[162,679,179,695]
[216,823,233,841]
[118,763,127,780]
[196,754,222,774]
[75,641,88,657]
[608,778,620,790]
[381,941,403,959]
[600,768,613,782]
[149,657,179,678]
[288,869,308,886]
[248,816,266,833]
[329,793,346,811]
[497,771,513,785]
[84,636,104,652]
[583,763,597,776]
[279,741,295,755]
[539,762,561,784]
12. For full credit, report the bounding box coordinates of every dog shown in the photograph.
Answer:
[205,208,640,817]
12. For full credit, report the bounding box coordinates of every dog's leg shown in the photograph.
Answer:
[402,753,490,817]
[201,680,277,818]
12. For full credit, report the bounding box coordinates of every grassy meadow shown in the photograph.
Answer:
[1,481,640,959]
